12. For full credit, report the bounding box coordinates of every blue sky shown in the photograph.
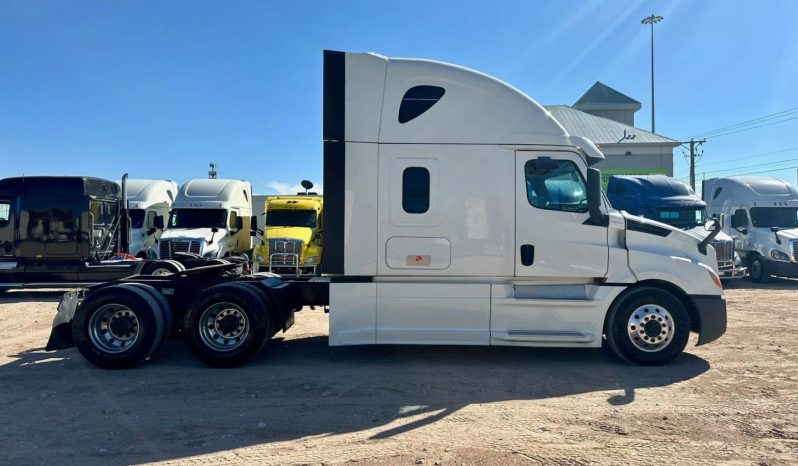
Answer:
[2,0,797,194]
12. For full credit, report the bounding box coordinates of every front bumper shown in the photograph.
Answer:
[718,265,747,279]
[691,294,727,346]
[767,259,798,279]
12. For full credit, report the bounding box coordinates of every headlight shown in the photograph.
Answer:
[771,250,791,261]
[734,252,742,266]
[305,256,318,264]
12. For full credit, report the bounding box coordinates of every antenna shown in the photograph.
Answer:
[209,162,217,179]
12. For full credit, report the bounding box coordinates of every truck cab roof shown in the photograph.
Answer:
[172,179,252,210]
[0,176,119,198]
[704,176,798,205]
[608,175,705,209]
[325,50,605,165]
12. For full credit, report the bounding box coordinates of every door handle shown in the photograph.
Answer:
[520,244,534,266]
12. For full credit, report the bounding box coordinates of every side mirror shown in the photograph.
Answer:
[586,168,604,226]
[250,215,259,237]
[235,216,244,231]
[154,215,164,229]
[771,226,782,244]
[699,218,722,255]
[704,218,720,232]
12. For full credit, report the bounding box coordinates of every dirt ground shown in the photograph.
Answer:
[1,280,797,466]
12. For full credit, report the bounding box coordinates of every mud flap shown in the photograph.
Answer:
[45,291,81,351]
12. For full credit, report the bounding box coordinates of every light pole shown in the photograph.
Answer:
[641,14,663,134]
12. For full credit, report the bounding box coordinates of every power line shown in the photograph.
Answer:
[710,165,798,178]
[701,115,798,140]
[700,157,798,176]
[687,106,798,139]
[696,146,798,169]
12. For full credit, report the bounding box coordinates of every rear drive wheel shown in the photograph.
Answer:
[116,283,173,351]
[183,282,273,367]
[72,285,164,369]
[748,255,771,283]
[604,287,690,366]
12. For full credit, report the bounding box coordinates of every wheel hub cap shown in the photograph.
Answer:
[627,304,674,353]
[89,304,140,353]
[199,303,250,352]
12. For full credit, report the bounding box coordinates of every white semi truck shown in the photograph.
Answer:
[703,176,798,282]
[124,179,178,259]
[157,179,253,260]
[47,50,727,369]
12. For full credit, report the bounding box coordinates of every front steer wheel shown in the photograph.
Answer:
[748,254,772,283]
[183,282,274,368]
[72,284,164,369]
[604,287,690,366]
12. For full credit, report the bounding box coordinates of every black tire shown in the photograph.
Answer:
[748,254,771,283]
[143,260,185,276]
[604,287,690,366]
[183,282,273,368]
[116,283,173,351]
[72,284,164,369]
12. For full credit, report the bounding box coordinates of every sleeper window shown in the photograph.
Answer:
[398,86,445,123]
[402,167,430,214]
[525,159,588,213]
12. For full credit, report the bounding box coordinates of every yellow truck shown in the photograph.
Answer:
[254,185,323,276]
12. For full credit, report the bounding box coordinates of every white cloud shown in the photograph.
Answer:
[266,181,323,195]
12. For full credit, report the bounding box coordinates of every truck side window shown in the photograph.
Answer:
[0,201,10,225]
[402,167,430,214]
[731,209,748,228]
[398,86,445,124]
[525,159,588,213]
[146,211,157,229]
[713,187,722,200]
[50,208,76,242]
[229,211,238,230]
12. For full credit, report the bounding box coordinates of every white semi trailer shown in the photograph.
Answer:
[47,50,727,369]
[124,179,178,259]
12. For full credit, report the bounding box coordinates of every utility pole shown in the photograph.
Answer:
[208,162,217,179]
[687,139,706,190]
[641,14,663,133]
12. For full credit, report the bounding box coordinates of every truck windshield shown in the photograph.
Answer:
[750,207,798,228]
[169,209,227,229]
[128,209,145,229]
[656,208,705,229]
[266,209,317,228]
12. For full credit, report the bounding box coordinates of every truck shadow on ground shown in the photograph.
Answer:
[0,336,710,465]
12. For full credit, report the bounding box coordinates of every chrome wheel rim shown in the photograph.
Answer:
[151,268,173,276]
[89,304,140,353]
[627,304,674,352]
[198,302,249,352]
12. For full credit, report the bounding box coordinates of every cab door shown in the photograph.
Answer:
[515,151,608,278]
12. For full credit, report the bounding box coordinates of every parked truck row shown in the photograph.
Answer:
[38,50,732,370]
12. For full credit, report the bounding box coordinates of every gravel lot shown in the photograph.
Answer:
[1,280,797,465]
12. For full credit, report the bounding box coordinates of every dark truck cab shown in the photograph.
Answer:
[0,176,147,290]
[607,175,746,279]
